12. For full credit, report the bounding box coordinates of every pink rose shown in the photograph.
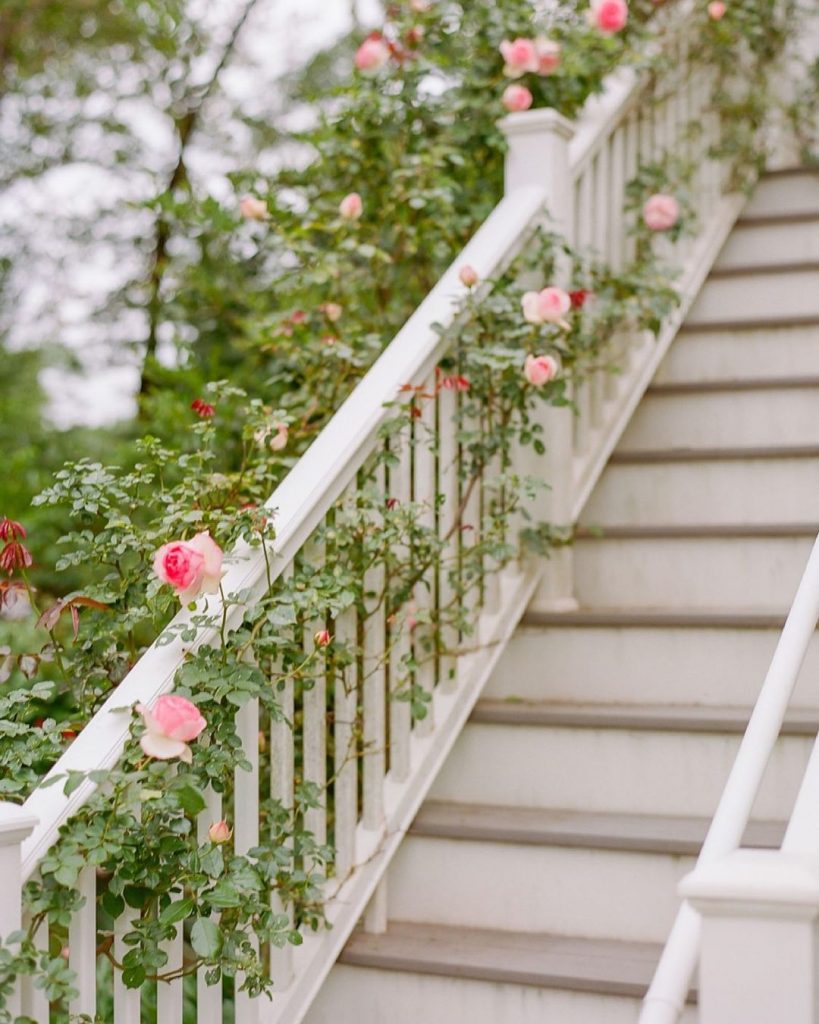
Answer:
[524,354,560,387]
[502,84,533,112]
[499,38,539,77]
[522,286,572,325]
[355,36,390,75]
[314,629,331,648]
[322,302,343,322]
[208,820,232,844]
[459,264,478,287]
[536,37,561,75]
[339,192,363,220]
[138,694,206,763]
[239,196,269,221]
[153,531,224,603]
[269,423,288,452]
[643,193,680,231]
[410,0,430,10]
[591,0,629,34]
[707,1,726,18]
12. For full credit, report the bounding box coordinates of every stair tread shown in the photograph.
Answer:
[340,920,692,1000]
[575,523,819,540]
[647,375,819,396]
[470,699,819,735]
[411,801,785,855]
[709,260,819,279]
[522,608,796,628]
[679,315,819,333]
[610,443,819,465]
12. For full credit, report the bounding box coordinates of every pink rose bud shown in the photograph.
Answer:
[339,192,363,220]
[153,531,224,603]
[322,302,343,322]
[521,286,572,325]
[269,423,288,452]
[410,0,430,11]
[459,264,478,287]
[536,37,561,75]
[314,629,331,648]
[355,35,390,75]
[138,694,206,763]
[707,0,726,18]
[643,193,680,231]
[239,195,269,221]
[502,84,533,112]
[524,354,560,387]
[499,38,540,77]
[591,0,629,34]
[208,820,232,844]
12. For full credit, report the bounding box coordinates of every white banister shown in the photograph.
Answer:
[0,804,38,1019]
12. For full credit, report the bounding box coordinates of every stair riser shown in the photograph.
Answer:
[620,388,819,451]
[485,625,819,710]
[388,836,694,942]
[654,327,819,386]
[715,221,819,269]
[574,535,813,610]
[582,458,819,527]
[687,269,819,325]
[429,723,811,818]
[741,174,819,217]
[304,966,698,1024]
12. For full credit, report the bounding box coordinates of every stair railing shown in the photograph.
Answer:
[641,534,819,1024]
[0,6,747,1022]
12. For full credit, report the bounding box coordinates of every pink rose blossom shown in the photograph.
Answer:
[410,0,430,11]
[355,36,390,75]
[269,423,288,452]
[536,37,561,75]
[707,1,726,18]
[591,0,629,34]
[459,264,478,287]
[153,531,224,603]
[314,629,331,647]
[522,286,572,325]
[339,192,363,220]
[524,354,560,387]
[321,302,343,322]
[643,193,680,231]
[138,694,206,763]
[239,195,269,221]
[208,820,232,844]
[502,84,533,112]
[499,38,539,78]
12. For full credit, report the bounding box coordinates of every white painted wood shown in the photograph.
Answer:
[333,605,358,880]
[389,835,695,942]
[0,806,38,1019]
[303,536,327,854]
[412,383,438,738]
[270,615,295,991]
[114,897,140,1024]
[362,463,387,832]
[234,697,260,1024]
[574,534,814,610]
[743,172,819,216]
[436,385,460,691]
[687,268,819,325]
[69,865,97,1020]
[197,789,223,1024]
[716,217,819,268]
[431,720,810,820]
[388,437,412,781]
[363,877,388,936]
[157,891,184,1021]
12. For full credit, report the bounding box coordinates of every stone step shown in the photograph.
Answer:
[485,616,819,709]
[654,324,819,386]
[302,923,699,1024]
[582,451,819,526]
[572,531,814,610]
[429,701,813,818]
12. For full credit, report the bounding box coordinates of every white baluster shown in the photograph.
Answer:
[334,604,359,875]
[412,379,438,736]
[114,861,140,1024]
[303,535,327,859]
[70,867,98,1019]
[157,890,183,1022]
[362,463,387,830]
[20,914,49,1023]
[594,146,610,262]
[437,383,460,692]
[197,788,223,1024]
[388,436,412,781]
[234,697,260,1024]
[0,805,38,1019]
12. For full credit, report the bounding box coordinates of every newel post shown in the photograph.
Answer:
[680,850,819,1024]
[499,109,578,611]
[0,803,38,1016]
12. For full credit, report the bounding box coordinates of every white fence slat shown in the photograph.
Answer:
[68,865,97,1019]
[270,649,295,990]
[333,605,359,875]
[234,697,260,1024]
[303,534,327,854]
[413,382,438,737]
[197,788,223,1024]
[388,439,412,782]
[594,145,610,261]
[157,891,184,1021]
[437,384,460,692]
[20,915,49,1023]
[113,909,140,1024]
[362,462,387,830]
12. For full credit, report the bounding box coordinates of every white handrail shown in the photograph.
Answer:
[640,533,819,1023]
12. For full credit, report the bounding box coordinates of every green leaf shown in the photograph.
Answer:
[122,964,146,989]
[159,897,195,926]
[174,782,207,816]
[191,917,223,959]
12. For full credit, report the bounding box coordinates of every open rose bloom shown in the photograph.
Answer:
[590,0,629,34]
[524,354,560,387]
[239,195,269,221]
[339,192,363,220]
[355,36,390,75]
[153,531,224,603]
[708,1,726,18]
[500,38,539,77]
[536,37,561,75]
[643,193,680,231]
[503,84,533,112]
[522,286,572,326]
[138,694,206,763]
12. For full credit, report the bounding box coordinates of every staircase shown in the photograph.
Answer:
[303,168,819,1024]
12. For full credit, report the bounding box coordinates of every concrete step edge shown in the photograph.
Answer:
[410,801,785,856]
[469,699,819,736]
[339,921,692,1001]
